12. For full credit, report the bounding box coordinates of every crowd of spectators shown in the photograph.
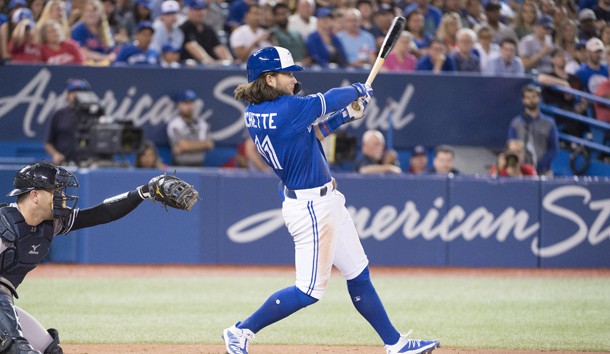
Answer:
[4,0,608,174]
[0,0,608,77]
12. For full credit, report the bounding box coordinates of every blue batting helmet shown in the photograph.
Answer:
[246,46,303,83]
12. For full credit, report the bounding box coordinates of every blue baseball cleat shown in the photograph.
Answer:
[385,330,440,354]
[222,322,255,354]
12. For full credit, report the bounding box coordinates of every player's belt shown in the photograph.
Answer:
[284,179,336,199]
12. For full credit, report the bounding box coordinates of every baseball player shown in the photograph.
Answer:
[223,46,440,354]
[0,162,197,354]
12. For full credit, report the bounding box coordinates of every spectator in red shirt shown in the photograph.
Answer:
[39,20,85,64]
[594,78,610,123]
[8,8,41,63]
[490,139,538,177]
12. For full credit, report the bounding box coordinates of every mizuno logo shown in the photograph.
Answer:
[29,244,41,255]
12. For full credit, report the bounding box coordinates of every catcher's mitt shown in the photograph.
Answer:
[147,174,199,210]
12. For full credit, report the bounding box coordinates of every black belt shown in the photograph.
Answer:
[284,179,336,199]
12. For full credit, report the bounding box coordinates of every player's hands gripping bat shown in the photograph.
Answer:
[351,16,407,111]
[145,174,199,211]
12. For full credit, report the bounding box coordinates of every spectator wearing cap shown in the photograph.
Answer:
[151,0,185,54]
[566,40,587,75]
[7,8,42,63]
[451,27,480,72]
[381,30,417,72]
[1,0,28,59]
[39,19,85,65]
[403,0,442,38]
[484,38,524,76]
[575,37,609,93]
[71,0,116,65]
[226,0,256,32]
[518,15,555,74]
[305,8,348,68]
[578,8,599,41]
[408,145,428,175]
[113,21,159,65]
[507,84,559,176]
[181,0,233,65]
[483,0,518,44]
[269,3,308,64]
[369,4,397,49]
[36,0,71,39]
[592,0,610,23]
[354,130,402,174]
[166,90,215,167]
[336,8,377,68]
[120,0,154,39]
[229,4,272,62]
[288,0,317,42]
[45,79,94,165]
[160,43,182,68]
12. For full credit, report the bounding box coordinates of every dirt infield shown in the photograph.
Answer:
[30,264,610,354]
[60,343,610,354]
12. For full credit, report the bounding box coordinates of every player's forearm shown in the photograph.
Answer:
[323,87,359,113]
[71,190,145,230]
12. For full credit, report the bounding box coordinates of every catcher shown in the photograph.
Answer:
[0,162,198,354]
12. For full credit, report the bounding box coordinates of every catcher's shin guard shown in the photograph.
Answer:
[0,337,40,354]
[42,329,61,354]
[0,294,38,354]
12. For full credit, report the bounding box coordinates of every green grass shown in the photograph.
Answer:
[16,273,610,351]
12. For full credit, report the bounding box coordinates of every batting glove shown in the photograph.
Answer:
[352,83,373,100]
[342,98,367,123]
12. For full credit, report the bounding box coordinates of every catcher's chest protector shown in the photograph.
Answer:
[0,207,54,289]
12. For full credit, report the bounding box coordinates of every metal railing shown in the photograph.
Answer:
[538,84,610,160]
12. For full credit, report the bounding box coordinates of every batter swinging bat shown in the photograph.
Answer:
[352,16,406,110]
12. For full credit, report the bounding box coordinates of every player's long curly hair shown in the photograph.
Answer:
[234,74,286,104]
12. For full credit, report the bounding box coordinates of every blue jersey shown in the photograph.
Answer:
[114,45,159,66]
[245,86,358,189]
[246,93,328,190]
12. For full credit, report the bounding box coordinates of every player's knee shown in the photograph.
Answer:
[294,286,319,307]
[347,266,370,287]
[295,284,325,302]
[43,328,62,354]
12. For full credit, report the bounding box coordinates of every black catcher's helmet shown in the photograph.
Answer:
[7,162,79,222]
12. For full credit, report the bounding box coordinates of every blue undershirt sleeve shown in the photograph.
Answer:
[322,86,359,114]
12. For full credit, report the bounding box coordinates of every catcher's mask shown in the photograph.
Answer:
[7,162,79,222]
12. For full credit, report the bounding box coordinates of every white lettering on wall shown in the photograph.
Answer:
[226,186,610,258]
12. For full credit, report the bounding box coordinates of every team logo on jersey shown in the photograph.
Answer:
[29,244,41,255]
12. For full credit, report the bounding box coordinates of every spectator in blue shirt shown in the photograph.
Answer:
[71,0,116,65]
[306,8,347,68]
[113,21,159,65]
[484,38,525,76]
[416,38,456,73]
[403,0,442,37]
[575,37,609,93]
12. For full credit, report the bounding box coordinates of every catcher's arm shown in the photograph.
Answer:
[139,174,200,211]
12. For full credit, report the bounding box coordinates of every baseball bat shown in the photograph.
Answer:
[352,16,406,110]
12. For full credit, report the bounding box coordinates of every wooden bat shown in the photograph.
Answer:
[352,16,406,110]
